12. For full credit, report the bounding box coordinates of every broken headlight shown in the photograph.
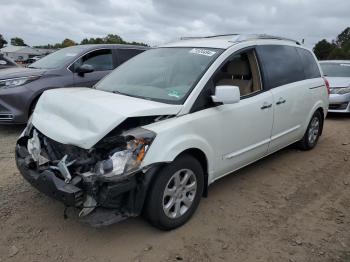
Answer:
[97,128,156,179]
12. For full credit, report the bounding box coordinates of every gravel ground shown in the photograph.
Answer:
[0,115,349,262]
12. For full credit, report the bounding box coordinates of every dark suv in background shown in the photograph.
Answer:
[0,44,148,124]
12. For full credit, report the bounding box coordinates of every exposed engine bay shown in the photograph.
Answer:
[15,116,169,226]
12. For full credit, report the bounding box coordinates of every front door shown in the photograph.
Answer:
[211,49,274,179]
[72,49,114,87]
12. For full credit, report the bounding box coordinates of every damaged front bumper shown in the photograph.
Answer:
[15,125,160,227]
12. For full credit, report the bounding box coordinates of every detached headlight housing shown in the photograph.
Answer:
[0,75,41,89]
[97,128,156,180]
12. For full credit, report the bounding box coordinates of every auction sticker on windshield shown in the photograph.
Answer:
[168,90,181,99]
[190,48,216,57]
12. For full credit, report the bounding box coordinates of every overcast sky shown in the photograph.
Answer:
[0,0,349,48]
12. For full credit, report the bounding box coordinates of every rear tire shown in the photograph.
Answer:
[298,111,323,150]
[144,154,204,230]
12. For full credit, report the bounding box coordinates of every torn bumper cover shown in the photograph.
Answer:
[15,124,160,227]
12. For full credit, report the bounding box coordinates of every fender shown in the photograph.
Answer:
[142,131,214,178]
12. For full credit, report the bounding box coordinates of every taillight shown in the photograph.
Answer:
[323,77,330,95]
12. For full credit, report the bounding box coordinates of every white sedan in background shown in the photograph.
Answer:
[320,60,350,113]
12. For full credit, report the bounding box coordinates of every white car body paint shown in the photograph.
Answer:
[32,36,329,187]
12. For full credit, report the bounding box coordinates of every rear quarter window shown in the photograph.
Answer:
[257,45,304,89]
[297,48,321,79]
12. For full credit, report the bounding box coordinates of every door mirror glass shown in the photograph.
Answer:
[212,85,240,104]
[76,64,94,75]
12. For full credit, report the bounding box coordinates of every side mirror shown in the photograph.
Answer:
[212,85,240,104]
[76,64,94,76]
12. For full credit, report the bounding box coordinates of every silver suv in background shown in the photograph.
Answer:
[320,60,350,113]
[0,44,148,123]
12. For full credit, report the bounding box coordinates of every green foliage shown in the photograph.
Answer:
[61,38,76,48]
[336,27,350,48]
[313,39,336,60]
[10,37,26,46]
[0,34,7,48]
[34,34,148,49]
[80,34,148,46]
[313,27,350,60]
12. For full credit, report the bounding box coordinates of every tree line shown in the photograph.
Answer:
[1,29,350,60]
[0,34,148,49]
[313,27,350,60]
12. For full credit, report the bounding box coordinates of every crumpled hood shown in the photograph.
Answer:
[32,88,182,149]
[0,67,47,80]
[326,77,350,88]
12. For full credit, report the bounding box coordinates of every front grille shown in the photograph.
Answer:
[0,114,14,120]
[329,102,349,110]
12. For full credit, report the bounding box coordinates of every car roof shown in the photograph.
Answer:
[68,44,149,52]
[161,34,301,49]
[319,60,350,64]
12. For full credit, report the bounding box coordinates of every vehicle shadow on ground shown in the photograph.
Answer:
[326,112,350,121]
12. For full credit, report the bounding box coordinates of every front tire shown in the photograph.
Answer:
[144,155,204,230]
[298,111,323,150]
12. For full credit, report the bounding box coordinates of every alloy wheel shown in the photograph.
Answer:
[162,169,197,219]
[308,116,320,145]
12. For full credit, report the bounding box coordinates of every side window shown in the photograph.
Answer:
[256,45,304,89]
[73,49,113,72]
[117,49,144,65]
[214,49,262,97]
[297,48,321,79]
[191,49,263,113]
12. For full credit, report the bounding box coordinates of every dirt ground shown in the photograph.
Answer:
[0,115,349,262]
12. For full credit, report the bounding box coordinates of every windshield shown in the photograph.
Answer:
[95,47,223,104]
[29,46,85,69]
[321,62,350,77]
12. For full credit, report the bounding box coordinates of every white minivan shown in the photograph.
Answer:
[16,34,329,230]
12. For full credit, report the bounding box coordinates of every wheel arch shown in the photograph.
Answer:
[175,148,209,197]
[315,107,325,135]
[304,102,327,136]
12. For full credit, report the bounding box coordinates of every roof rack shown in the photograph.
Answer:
[180,34,239,40]
[180,34,301,45]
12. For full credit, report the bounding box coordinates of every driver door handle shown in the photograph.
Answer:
[261,102,272,110]
[276,97,286,105]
